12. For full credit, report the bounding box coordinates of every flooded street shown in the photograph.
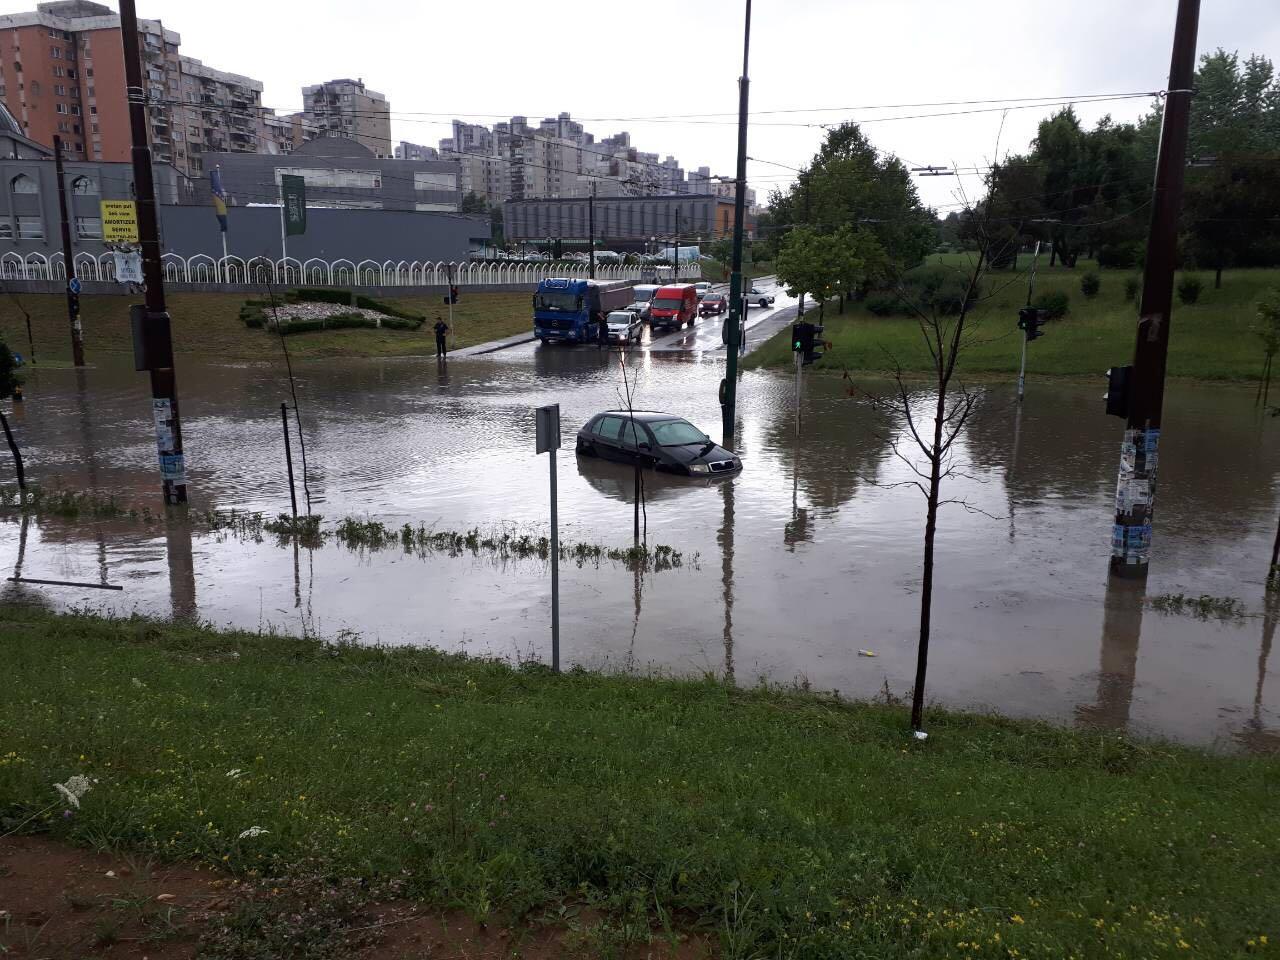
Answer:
[2,345,1277,751]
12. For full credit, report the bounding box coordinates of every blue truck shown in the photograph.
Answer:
[532,278,632,344]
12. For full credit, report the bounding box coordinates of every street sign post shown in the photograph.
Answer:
[68,277,81,296]
[536,404,562,671]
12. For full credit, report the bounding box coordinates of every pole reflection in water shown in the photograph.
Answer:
[1076,575,1146,732]
[75,367,110,587]
[1237,589,1278,753]
[626,556,643,673]
[165,512,197,622]
[719,477,735,684]
[1007,402,1023,544]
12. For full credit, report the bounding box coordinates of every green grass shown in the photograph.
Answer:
[0,291,533,363]
[746,259,1279,381]
[1,608,1276,957]
[701,258,776,283]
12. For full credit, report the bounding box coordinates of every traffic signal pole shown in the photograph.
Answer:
[52,135,85,367]
[121,0,187,506]
[721,0,752,446]
[1109,0,1200,577]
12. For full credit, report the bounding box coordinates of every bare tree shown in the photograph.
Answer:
[867,159,1023,734]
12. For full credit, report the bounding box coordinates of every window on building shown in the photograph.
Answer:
[50,46,61,59]
[74,216,101,239]
[415,171,458,192]
[74,142,81,152]
[56,103,67,114]
[71,175,96,195]
[10,174,37,195]
[0,222,11,240]
[67,67,75,78]
[54,84,65,96]
[29,80,39,95]
[276,167,381,189]
[86,68,93,78]
[12,62,21,73]
[16,216,43,239]
[53,65,64,77]
[71,105,80,116]
[91,123,99,134]
[72,123,80,134]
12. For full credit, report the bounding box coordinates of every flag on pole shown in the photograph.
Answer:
[210,166,228,233]
[281,174,306,236]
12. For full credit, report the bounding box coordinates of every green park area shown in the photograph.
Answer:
[746,261,1280,383]
[1,606,1276,958]
[0,289,534,364]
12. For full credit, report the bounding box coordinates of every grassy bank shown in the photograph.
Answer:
[701,258,776,283]
[746,261,1277,381]
[0,291,533,363]
[1,608,1275,957]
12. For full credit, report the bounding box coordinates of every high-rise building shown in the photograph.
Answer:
[394,141,437,161]
[302,78,390,156]
[0,1,270,178]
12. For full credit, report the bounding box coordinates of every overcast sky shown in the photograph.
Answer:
[10,1,1278,208]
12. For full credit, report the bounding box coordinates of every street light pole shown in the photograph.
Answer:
[52,135,85,367]
[1109,0,1201,578]
[120,0,187,506]
[721,0,752,445]
[588,180,596,280]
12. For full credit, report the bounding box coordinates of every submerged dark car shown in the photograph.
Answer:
[576,411,742,476]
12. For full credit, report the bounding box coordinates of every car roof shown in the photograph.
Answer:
[595,410,685,423]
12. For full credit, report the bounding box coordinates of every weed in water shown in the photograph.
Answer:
[1149,593,1246,620]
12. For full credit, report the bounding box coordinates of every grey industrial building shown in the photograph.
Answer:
[504,194,753,249]
[0,119,488,265]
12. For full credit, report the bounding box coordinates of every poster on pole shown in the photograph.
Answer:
[100,200,139,243]
[281,175,307,236]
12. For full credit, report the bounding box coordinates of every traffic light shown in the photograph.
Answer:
[791,322,821,365]
[1104,365,1133,418]
[1018,306,1046,341]
[444,285,460,305]
[791,322,805,353]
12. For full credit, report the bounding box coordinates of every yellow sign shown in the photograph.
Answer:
[100,200,139,243]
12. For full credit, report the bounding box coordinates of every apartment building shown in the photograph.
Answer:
[0,1,273,180]
[259,112,318,156]
[394,141,437,161]
[301,78,390,157]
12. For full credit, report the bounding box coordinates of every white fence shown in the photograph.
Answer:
[0,251,703,288]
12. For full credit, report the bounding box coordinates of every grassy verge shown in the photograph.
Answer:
[745,261,1277,381]
[0,291,533,363]
[1,608,1276,957]
[700,259,776,283]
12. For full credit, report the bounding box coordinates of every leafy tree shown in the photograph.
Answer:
[460,192,488,215]
[0,338,17,397]
[829,224,888,309]
[1254,287,1280,405]
[489,205,505,247]
[775,226,842,319]
[769,124,935,274]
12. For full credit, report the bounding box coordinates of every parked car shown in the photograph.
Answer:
[693,281,711,301]
[576,411,742,476]
[605,310,642,344]
[624,300,651,321]
[699,293,728,317]
[748,286,775,308]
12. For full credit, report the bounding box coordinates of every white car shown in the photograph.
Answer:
[605,310,642,343]
[693,281,711,301]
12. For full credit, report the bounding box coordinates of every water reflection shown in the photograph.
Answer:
[165,511,197,622]
[720,476,735,683]
[1075,576,1146,733]
[1236,591,1280,754]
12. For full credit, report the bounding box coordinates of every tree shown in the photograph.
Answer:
[829,224,888,310]
[775,227,839,319]
[1255,288,1280,406]
[0,336,22,490]
[489,205,505,247]
[460,192,488,215]
[768,124,936,274]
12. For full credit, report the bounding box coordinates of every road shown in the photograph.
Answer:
[474,277,801,360]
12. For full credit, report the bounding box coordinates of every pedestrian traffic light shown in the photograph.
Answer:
[791,322,821,365]
[791,322,805,353]
[1018,306,1046,341]
[1104,365,1133,418]
[445,285,460,305]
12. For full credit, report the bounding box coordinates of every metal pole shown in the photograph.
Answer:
[549,447,560,672]
[1017,335,1028,403]
[279,194,288,268]
[0,409,24,489]
[1018,241,1040,404]
[447,262,455,351]
[674,209,680,280]
[120,0,187,506]
[53,135,85,367]
[721,0,752,445]
[1110,0,1201,578]
[280,402,298,520]
[221,232,228,285]
[588,181,596,280]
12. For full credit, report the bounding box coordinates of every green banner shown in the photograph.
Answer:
[281,174,306,236]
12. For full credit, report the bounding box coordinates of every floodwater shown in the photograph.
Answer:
[1,345,1277,752]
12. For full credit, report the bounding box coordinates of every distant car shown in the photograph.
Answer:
[623,300,651,321]
[605,310,642,343]
[748,286,775,308]
[693,281,712,301]
[699,293,728,317]
[576,411,742,476]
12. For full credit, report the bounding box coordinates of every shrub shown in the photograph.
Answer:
[354,295,426,324]
[381,316,423,330]
[240,305,267,328]
[279,319,325,335]
[1096,244,1139,270]
[1081,272,1101,298]
[1033,290,1070,320]
[324,313,374,330]
[865,294,901,317]
[1177,275,1203,305]
[1124,276,1141,302]
[292,288,353,306]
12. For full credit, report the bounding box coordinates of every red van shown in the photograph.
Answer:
[648,284,698,332]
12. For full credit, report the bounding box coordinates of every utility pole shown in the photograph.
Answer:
[121,0,187,506]
[53,135,85,366]
[721,0,752,445]
[588,180,596,280]
[1017,241,1042,402]
[1110,0,1200,578]
[673,208,680,280]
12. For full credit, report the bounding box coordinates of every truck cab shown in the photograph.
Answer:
[533,278,605,344]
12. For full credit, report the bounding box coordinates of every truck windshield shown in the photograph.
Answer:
[651,297,682,310]
[536,291,579,311]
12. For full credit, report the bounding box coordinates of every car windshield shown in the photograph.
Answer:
[705,295,724,302]
[536,291,579,311]
[607,314,632,325]
[651,297,682,310]
[649,419,708,446]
